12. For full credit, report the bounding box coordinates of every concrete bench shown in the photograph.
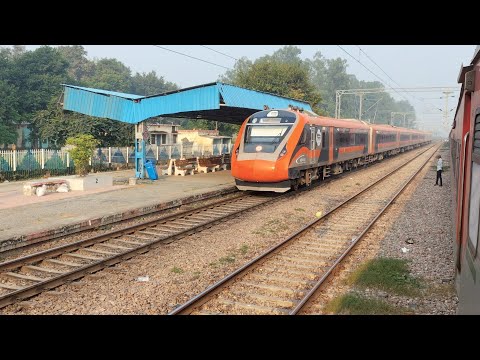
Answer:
[173,158,197,176]
[158,160,174,176]
[197,156,220,173]
[221,154,231,170]
[23,179,67,196]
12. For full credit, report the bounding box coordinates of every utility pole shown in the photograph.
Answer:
[358,92,364,120]
[443,90,453,127]
[391,112,415,127]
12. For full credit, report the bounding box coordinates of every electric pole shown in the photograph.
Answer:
[443,90,453,127]
[358,93,364,120]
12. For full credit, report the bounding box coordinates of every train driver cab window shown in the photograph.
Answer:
[468,114,480,255]
[243,123,293,153]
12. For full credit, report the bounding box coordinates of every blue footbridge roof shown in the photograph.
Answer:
[61,82,313,125]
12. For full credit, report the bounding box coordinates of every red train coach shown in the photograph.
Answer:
[450,46,480,314]
[232,107,430,192]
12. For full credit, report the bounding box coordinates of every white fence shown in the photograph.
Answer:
[0,143,233,175]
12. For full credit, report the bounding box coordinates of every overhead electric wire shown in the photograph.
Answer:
[337,45,411,103]
[153,45,232,70]
[200,45,238,61]
[338,45,458,123]
[355,45,423,103]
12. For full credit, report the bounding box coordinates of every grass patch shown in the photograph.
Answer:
[325,293,413,315]
[190,271,201,280]
[252,218,290,236]
[347,257,422,297]
[294,208,305,212]
[427,283,456,298]
[239,244,249,255]
[171,266,184,274]
[210,253,237,267]
[219,255,236,265]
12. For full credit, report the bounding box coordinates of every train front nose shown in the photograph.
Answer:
[232,158,286,182]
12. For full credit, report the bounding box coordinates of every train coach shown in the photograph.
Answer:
[450,46,480,314]
[231,107,431,192]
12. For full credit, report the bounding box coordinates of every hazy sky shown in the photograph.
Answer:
[22,45,476,135]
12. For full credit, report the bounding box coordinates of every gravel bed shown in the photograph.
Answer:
[305,144,457,315]
[0,192,243,263]
[0,146,436,315]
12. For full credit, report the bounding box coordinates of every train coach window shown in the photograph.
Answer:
[468,162,480,255]
[468,115,480,255]
[356,133,367,145]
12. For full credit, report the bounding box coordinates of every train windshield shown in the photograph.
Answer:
[243,124,292,153]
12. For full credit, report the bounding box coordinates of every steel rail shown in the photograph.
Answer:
[169,143,437,315]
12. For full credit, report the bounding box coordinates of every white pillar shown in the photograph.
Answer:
[41,149,45,169]
[13,150,16,172]
[108,147,112,163]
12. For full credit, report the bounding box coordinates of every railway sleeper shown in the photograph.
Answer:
[239,281,297,296]
[22,265,64,275]
[259,267,318,280]
[215,298,289,315]
[272,260,318,271]
[43,258,83,268]
[247,273,312,288]
[3,272,45,282]
[280,249,334,260]
[275,254,328,266]
[230,291,297,309]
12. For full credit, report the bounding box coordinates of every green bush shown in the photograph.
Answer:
[66,134,100,176]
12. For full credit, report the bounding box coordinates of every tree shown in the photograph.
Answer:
[221,46,322,113]
[0,123,17,145]
[85,58,132,92]
[66,134,100,176]
[130,71,178,96]
[10,46,70,122]
[0,51,19,147]
[57,45,95,84]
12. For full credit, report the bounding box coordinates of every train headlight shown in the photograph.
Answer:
[278,145,288,159]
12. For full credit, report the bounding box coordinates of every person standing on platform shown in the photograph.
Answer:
[435,155,443,187]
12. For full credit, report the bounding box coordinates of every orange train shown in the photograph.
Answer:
[450,46,480,314]
[231,108,431,192]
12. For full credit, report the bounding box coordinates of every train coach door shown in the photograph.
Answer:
[310,126,316,164]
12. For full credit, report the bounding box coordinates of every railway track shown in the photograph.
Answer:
[0,193,279,308]
[169,143,439,315]
[0,143,432,311]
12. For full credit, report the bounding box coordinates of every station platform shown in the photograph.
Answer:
[0,169,236,251]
